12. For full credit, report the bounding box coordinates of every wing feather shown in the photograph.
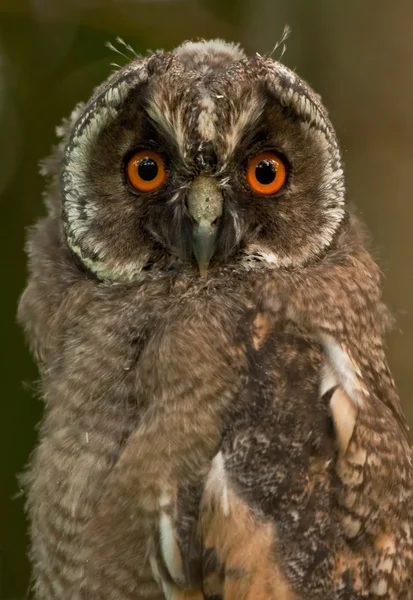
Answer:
[197,323,413,598]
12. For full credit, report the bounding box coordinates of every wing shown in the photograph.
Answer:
[199,313,335,600]
[61,301,246,600]
[197,313,413,600]
[61,305,413,600]
[142,312,334,600]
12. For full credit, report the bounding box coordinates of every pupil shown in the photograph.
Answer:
[255,160,276,185]
[138,158,158,181]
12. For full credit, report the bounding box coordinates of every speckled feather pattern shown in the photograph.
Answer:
[19,40,413,599]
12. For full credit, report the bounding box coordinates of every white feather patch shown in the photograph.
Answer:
[159,510,184,585]
[330,387,358,453]
[318,334,369,453]
[319,332,367,408]
[320,362,338,397]
[198,95,217,141]
[149,554,162,586]
[175,39,245,62]
[222,94,265,161]
[149,554,176,600]
[205,451,229,517]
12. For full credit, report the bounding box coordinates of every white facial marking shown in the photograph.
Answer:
[198,95,217,141]
[175,39,245,63]
[222,94,264,162]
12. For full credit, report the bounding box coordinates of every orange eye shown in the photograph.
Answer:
[126,150,167,192]
[246,151,287,195]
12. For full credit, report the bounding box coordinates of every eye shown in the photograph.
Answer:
[126,150,167,192]
[246,151,287,195]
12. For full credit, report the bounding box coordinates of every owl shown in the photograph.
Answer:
[18,39,413,599]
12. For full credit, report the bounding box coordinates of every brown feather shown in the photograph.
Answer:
[18,39,413,599]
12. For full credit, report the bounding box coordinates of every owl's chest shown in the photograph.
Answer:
[37,288,334,597]
[51,287,324,455]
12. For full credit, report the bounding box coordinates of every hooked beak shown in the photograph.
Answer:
[186,176,223,276]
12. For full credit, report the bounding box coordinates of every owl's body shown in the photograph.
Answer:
[19,40,413,599]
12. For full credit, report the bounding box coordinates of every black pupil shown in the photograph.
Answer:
[138,158,158,181]
[255,160,276,185]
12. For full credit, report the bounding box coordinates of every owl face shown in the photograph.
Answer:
[61,40,346,282]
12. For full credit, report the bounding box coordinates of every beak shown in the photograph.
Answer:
[187,176,223,276]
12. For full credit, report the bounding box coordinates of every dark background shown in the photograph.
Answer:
[1,0,412,597]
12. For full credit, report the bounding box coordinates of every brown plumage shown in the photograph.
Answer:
[18,39,413,599]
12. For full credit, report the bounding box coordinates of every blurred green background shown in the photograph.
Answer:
[1,0,412,597]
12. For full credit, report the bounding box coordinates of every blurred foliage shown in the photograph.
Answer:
[1,0,412,597]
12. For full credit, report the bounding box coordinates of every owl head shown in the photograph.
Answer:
[55,39,346,282]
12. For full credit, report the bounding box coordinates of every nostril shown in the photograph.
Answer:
[211,217,220,226]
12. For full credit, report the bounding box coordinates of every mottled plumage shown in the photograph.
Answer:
[19,40,413,599]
